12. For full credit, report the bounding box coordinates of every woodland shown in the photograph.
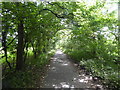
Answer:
[0,1,119,89]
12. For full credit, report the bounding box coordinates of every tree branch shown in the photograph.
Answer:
[0,35,17,51]
[7,35,17,46]
[38,8,66,18]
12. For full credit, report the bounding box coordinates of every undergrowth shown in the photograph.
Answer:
[64,49,119,89]
[2,50,55,88]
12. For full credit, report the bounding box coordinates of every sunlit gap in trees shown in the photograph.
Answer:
[98,26,118,40]
[55,29,72,49]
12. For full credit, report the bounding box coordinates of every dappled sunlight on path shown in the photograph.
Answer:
[42,50,103,89]
[55,49,63,54]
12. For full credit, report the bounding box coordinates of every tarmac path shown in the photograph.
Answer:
[42,50,103,89]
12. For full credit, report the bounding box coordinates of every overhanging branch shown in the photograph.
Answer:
[7,35,17,46]
[38,8,66,18]
[0,35,17,51]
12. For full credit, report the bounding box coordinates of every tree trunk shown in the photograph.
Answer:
[2,31,11,69]
[16,20,24,70]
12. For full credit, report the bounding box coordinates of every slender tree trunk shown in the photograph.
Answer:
[2,31,11,69]
[16,20,24,70]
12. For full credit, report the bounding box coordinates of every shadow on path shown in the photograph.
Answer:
[42,50,103,89]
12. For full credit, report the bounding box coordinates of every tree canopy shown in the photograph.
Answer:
[1,1,119,89]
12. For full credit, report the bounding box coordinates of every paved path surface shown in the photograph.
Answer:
[42,50,103,89]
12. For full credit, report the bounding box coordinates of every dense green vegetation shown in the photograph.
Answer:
[56,1,119,89]
[0,1,119,89]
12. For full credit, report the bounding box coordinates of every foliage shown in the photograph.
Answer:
[2,50,54,88]
[56,1,119,89]
[1,1,119,89]
[1,1,66,88]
